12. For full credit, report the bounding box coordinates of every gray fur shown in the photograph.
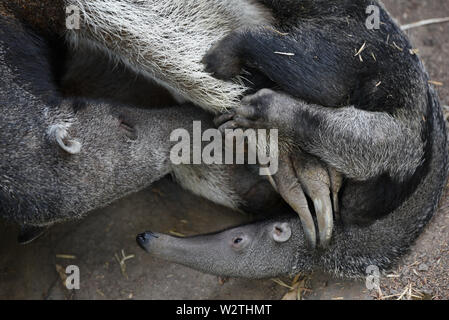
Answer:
[203,0,446,227]
[138,86,448,278]
[2,0,448,281]
[204,0,430,183]
[0,13,274,230]
[228,88,426,182]
[65,0,273,112]
[138,0,449,278]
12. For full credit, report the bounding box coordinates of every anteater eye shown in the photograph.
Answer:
[231,234,250,251]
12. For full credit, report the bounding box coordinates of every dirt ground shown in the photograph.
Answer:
[375,0,449,300]
[0,0,448,300]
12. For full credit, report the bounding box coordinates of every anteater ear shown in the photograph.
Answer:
[48,124,82,154]
[271,222,292,243]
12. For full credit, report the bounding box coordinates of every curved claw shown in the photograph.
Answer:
[292,155,334,248]
[328,167,343,219]
[272,155,317,249]
[312,195,334,248]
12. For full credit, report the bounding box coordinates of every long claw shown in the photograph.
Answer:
[292,155,334,248]
[328,167,343,219]
[273,155,317,248]
[312,195,334,248]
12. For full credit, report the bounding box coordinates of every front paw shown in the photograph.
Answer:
[214,89,280,132]
[202,34,244,80]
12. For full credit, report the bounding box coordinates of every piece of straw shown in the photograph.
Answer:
[401,17,449,30]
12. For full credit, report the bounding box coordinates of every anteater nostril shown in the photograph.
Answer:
[136,231,159,250]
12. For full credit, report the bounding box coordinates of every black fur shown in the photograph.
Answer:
[204,0,438,225]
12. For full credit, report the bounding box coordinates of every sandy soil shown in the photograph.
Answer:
[373,0,449,300]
